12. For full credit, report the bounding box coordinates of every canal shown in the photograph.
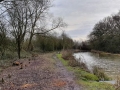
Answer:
[74,52,120,79]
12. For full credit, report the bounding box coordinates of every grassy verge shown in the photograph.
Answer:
[57,54,115,90]
[0,50,32,72]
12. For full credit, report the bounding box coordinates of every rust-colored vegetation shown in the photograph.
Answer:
[52,79,67,87]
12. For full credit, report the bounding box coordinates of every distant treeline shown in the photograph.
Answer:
[89,11,120,53]
[73,41,91,51]
[0,29,74,59]
[34,33,74,52]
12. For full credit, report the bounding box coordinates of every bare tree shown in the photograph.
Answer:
[1,0,67,58]
[0,19,8,57]
[26,0,51,50]
[27,0,67,51]
[4,0,29,58]
[61,31,73,50]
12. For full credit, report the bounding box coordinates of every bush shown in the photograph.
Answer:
[93,66,109,81]
[61,50,73,60]
[68,59,80,67]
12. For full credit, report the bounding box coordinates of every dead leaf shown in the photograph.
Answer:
[21,83,37,88]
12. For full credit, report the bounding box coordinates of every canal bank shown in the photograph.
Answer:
[74,52,120,79]
[57,52,116,90]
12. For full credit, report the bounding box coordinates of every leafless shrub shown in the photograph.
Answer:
[68,59,80,67]
[93,66,109,81]
[61,50,89,71]
[61,50,73,60]
[115,76,120,90]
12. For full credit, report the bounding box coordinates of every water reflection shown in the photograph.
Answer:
[74,52,120,78]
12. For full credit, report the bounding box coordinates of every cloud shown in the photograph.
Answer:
[50,0,120,41]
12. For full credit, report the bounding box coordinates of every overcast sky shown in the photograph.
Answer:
[50,0,120,41]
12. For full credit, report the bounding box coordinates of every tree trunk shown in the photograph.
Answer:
[27,34,33,51]
[17,39,21,59]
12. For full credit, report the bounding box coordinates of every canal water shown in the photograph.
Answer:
[74,52,120,78]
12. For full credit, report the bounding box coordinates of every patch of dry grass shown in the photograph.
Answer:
[61,50,73,60]
[93,66,109,81]
[115,76,120,90]
[52,79,67,87]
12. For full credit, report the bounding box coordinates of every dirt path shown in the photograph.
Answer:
[0,53,82,90]
[53,55,82,90]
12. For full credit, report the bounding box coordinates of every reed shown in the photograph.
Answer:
[115,76,120,90]
[92,66,109,81]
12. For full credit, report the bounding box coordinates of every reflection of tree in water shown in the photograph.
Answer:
[74,52,120,78]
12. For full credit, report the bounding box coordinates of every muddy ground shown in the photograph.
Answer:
[0,53,82,90]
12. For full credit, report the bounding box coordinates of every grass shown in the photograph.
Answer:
[78,80,114,90]
[0,50,32,72]
[93,66,110,81]
[61,50,89,71]
[57,54,115,90]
